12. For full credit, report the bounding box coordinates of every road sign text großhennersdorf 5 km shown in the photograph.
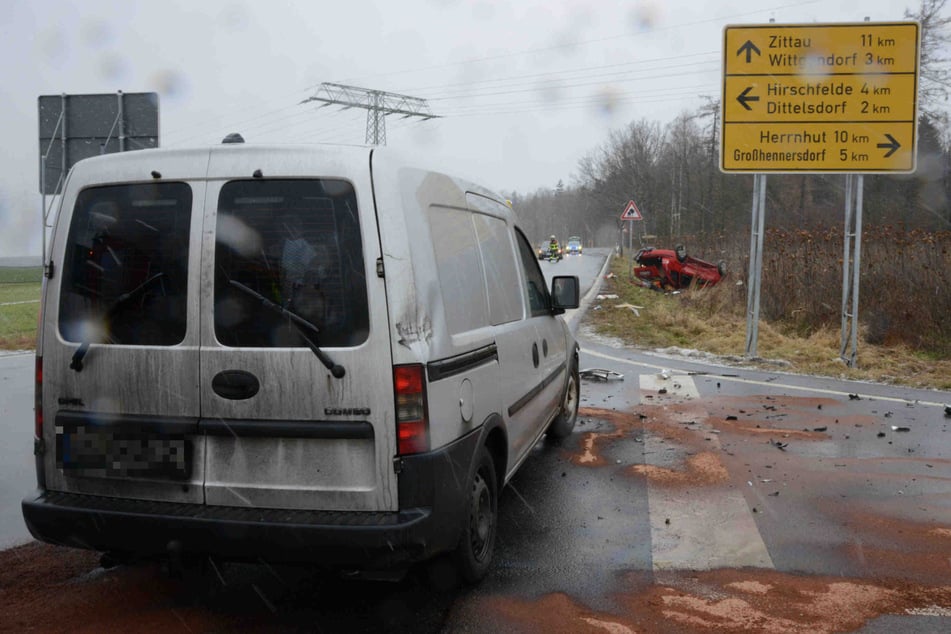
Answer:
[721,22,919,173]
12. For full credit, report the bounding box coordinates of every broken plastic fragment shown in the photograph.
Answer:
[579,368,624,381]
[849,393,861,400]
[891,426,911,432]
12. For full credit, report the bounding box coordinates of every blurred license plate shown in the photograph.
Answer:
[56,425,191,480]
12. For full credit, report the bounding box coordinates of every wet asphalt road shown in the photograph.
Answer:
[439,331,951,632]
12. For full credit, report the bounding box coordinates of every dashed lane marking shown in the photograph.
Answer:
[640,373,775,572]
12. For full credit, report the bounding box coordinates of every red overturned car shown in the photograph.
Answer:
[632,244,725,291]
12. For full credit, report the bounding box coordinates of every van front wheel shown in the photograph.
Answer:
[454,446,498,584]
[547,360,579,440]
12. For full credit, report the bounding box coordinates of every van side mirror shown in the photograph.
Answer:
[550,275,580,313]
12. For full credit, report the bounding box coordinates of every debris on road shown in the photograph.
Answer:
[613,303,641,315]
[771,440,789,451]
[580,368,624,382]
[891,426,911,432]
[849,394,861,400]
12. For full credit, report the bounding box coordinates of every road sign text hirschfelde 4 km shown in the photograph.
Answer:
[721,22,919,173]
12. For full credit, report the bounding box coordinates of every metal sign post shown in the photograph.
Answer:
[745,174,767,357]
[840,174,864,367]
[619,200,643,253]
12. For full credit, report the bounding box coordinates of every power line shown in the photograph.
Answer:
[320,0,822,90]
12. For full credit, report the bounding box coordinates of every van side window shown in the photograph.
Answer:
[471,209,522,325]
[427,206,490,334]
[58,182,192,346]
[514,229,551,317]
[214,179,369,348]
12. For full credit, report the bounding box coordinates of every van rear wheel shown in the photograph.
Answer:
[454,446,498,584]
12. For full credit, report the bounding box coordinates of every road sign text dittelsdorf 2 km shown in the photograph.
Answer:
[721,22,919,173]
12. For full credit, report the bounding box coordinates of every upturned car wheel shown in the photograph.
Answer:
[675,244,687,262]
[454,446,498,583]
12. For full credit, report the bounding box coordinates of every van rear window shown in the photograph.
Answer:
[214,179,369,348]
[59,182,192,346]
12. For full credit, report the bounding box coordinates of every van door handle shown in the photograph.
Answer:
[212,370,260,400]
[531,342,539,368]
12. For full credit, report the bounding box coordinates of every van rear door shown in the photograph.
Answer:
[198,156,398,512]
[42,158,206,504]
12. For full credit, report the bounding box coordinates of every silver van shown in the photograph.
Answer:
[22,140,580,582]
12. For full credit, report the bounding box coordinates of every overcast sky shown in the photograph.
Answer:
[0,0,935,257]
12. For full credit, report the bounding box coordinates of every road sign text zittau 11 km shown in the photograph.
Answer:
[721,22,919,173]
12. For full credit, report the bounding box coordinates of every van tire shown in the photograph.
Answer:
[547,360,579,440]
[453,446,498,584]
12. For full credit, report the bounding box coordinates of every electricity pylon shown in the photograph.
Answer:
[301,83,439,146]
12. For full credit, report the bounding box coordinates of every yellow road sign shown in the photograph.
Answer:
[721,22,919,173]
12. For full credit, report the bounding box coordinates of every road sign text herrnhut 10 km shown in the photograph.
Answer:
[721,22,919,173]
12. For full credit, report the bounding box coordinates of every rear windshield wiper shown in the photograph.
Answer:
[70,272,165,372]
[229,280,346,379]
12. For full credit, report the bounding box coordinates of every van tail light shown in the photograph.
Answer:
[35,356,43,440]
[394,364,429,455]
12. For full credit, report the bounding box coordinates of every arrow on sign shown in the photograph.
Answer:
[877,133,901,158]
[736,40,761,63]
[736,87,759,111]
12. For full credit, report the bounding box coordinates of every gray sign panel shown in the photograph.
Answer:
[38,92,159,194]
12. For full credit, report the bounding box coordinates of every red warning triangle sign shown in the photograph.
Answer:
[620,200,642,220]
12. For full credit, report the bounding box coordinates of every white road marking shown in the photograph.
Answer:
[640,373,775,571]
[584,347,948,409]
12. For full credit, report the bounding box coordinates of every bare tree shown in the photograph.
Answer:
[906,0,951,125]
